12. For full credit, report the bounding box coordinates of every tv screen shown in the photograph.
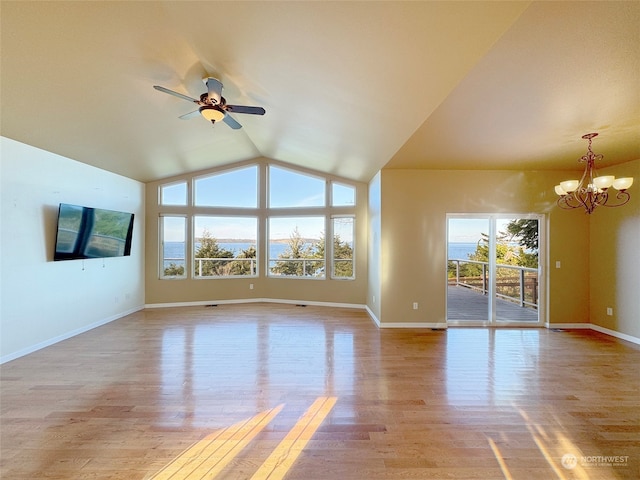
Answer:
[54,203,134,261]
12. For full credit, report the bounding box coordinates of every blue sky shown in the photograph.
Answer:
[162,165,355,209]
[161,165,355,242]
[162,170,528,245]
[448,218,524,243]
[448,218,489,243]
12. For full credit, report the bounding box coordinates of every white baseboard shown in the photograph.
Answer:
[4,302,637,365]
[145,298,255,309]
[145,297,366,310]
[545,322,591,329]
[0,305,144,364]
[589,324,640,345]
[364,306,448,329]
[365,305,380,327]
[378,322,448,329]
[547,322,640,345]
[147,300,443,330]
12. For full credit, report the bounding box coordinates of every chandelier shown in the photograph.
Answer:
[554,133,634,214]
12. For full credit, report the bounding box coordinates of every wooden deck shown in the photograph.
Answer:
[447,285,539,323]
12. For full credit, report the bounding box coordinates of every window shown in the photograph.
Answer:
[194,165,258,208]
[332,182,355,207]
[160,216,186,278]
[269,165,325,208]
[160,181,187,206]
[193,216,257,277]
[268,216,325,278]
[332,216,354,279]
[157,161,357,281]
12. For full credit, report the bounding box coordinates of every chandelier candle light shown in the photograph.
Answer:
[555,133,633,214]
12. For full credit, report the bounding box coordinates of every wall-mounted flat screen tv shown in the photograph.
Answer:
[54,203,134,261]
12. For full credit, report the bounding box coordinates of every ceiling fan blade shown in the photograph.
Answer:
[222,113,243,130]
[225,105,266,115]
[153,85,198,103]
[205,77,223,105]
[178,110,201,120]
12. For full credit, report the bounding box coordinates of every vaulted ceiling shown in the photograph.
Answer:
[2,1,639,184]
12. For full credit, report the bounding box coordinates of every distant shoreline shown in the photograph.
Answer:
[195,238,319,244]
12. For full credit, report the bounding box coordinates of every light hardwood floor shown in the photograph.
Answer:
[1,303,639,479]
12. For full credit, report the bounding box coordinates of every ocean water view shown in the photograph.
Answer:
[163,242,478,262]
[448,242,478,260]
[163,242,305,266]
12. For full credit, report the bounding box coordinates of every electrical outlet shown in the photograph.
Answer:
[607,307,613,316]
[413,302,418,310]
[555,261,561,268]
[249,283,254,290]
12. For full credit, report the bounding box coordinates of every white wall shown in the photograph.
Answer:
[0,137,145,363]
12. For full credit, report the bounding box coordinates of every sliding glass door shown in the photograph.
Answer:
[446,214,543,326]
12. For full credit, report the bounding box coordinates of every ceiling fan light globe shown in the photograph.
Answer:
[199,106,225,123]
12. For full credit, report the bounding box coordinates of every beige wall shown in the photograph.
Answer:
[367,173,382,323]
[375,168,591,326]
[589,159,640,339]
[144,159,368,307]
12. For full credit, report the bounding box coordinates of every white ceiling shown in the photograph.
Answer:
[2,1,639,184]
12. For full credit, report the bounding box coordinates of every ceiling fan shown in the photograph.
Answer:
[153,77,265,129]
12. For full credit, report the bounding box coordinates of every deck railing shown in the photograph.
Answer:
[165,257,352,278]
[267,257,325,277]
[194,257,257,276]
[448,259,538,309]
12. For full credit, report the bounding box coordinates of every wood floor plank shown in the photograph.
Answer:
[1,303,639,479]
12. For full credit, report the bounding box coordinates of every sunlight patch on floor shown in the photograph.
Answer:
[251,396,337,480]
[149,404,284,480]
[148,397,337,480]
[518,407,590,480]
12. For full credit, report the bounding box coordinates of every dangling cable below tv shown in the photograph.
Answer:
[53,203,134,261]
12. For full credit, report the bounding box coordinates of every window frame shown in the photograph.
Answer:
[193,164,259,209]
[192,214,259,279]
[156,161,358,282]
[267,164,327,209]
[266,215,326,279]
[331,181,356,207]
[159,180,188,206]
[159,214,188,279]
[330,215,355,280]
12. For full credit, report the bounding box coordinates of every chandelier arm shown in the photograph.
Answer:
[557,192,587,210]
[575,188,596,214]
[557,197,572,210]
[594,191,608,209]
[599,190,631,208]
